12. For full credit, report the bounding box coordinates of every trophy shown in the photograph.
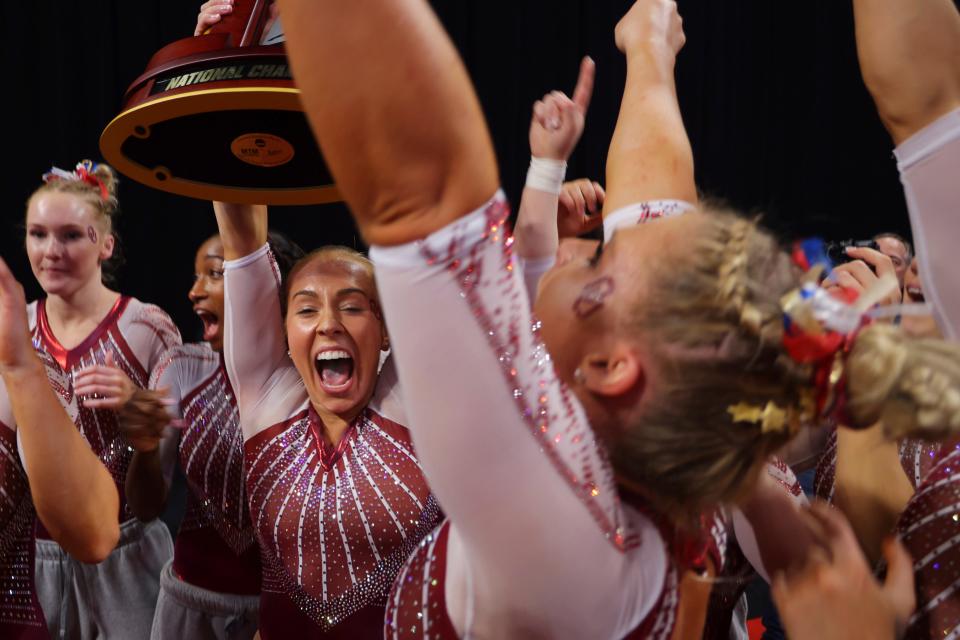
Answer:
[100,0,339,205]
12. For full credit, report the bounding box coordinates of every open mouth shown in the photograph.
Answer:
[196,310,220,342]
[315,349,355,393]
[906,285,925,303]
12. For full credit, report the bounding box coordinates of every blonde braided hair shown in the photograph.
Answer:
[608,207,960,525]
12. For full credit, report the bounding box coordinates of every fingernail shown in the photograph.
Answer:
[170,419,187,429]
[161,398,177,406]
[549,118,560,129]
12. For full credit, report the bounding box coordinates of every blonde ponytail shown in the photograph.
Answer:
[847,324,960,440]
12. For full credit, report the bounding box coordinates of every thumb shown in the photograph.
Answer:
[881,537,916,626]
[571,56,595,114]
[0,257,23,302]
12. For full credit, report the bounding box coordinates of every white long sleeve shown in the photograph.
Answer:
[371,192,666,639]
[222,243,307,440]
[895,107,960,340]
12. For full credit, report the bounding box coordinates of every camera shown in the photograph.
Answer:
[825,239,881,268]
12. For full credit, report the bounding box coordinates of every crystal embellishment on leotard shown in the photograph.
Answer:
[416,194,638,551]
[385,521,458,640]
[0,353,73,630]
[246,406,440,630]
[897,444,960,639]
[162,345,256,554]
[32,298,180,526]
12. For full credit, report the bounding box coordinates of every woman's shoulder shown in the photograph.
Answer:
[116,296,183,360]
[120,297,180,335]
[150,342,221,391]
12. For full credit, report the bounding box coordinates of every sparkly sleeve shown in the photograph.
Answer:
[120,302,183,484]
[895,107,960,340]
[223,243,307,440]
[150,344,222,419]
[370,191,667,637]
[120,301,184,374]
[897,440,960,639]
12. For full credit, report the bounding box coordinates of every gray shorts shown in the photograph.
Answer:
[150,559,259,640]
[35,518,173,640]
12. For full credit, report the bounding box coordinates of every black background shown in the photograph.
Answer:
[2,0,924,342]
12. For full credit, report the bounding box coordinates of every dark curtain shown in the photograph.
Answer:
[2,0,929,340]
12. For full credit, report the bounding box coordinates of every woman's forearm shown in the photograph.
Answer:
[6,359,119,562]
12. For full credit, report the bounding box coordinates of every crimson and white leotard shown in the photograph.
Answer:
[702,458,806,640]
[150,343,261,595]
[372,192,719,639]
[897,440,960,640]
[889,108,960,640]
[222,244,440,638]
[0,350,77,639]
[894,106,960,341]
[813,428,941,503]
[27,296,181,532]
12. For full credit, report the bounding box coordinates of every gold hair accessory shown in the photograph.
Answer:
[727,400,798,434]
[816,352,846,419]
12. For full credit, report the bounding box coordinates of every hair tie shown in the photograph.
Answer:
[726,238,897,431]
[42,161,109,202]
[781,239,896,423]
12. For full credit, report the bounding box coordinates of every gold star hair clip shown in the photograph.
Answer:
[728,400,792,434]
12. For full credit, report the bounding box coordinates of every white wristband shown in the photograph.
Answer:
[525,157,567,195]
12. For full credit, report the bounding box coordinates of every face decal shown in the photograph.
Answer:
[87,225,98,244]
[573,276,615,318]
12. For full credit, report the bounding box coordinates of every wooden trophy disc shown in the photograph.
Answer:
[100,0,339,205]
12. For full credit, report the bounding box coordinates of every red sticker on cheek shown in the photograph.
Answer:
[573,276,615,318]
[87,226,98,244]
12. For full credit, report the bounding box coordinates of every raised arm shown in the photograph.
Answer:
[604,0,696,213]
[514,57,599,262]
[276,0,498,246]
[852,0,960,145]
[0,258,119,563]
[214,201,268,261]
[217,202,304,437]
[853,0,960,339]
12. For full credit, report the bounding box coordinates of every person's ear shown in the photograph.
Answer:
[100,233,116,262]
[575,342,642,398]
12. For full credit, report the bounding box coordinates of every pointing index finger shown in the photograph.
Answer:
[571,56,596,114]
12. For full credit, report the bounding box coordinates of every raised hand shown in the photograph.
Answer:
[772,502,915,640]
[828,247,903,307]
[529,57,595,162]
[73,352,138,411]
[195,0,234,36]
[614,0,686,59]
[0,258,37,376]
[557,179,606,238]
